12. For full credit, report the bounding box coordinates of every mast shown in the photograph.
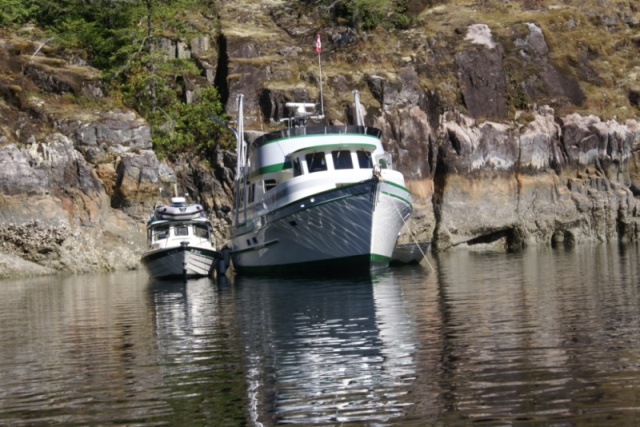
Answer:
[235,94,246,224]
[353,90,364,126]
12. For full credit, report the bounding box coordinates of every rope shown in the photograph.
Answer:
[388,185,435,273]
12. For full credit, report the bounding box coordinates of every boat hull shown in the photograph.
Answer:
[141,245,218,279]
[230,180,412,275]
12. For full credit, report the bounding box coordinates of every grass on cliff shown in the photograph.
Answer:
[255,0,639,121]
[412,0,639,119]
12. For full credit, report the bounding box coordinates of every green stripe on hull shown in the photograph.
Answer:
[380,190,412,206]
[233,253,391,276]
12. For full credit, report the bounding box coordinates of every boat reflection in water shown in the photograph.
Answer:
[148,276,249,426]
[233,271,418,425]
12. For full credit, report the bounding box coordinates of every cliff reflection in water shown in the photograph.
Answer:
[423,244,640,426]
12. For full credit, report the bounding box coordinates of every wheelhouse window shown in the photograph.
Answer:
[175,225,189,236]
[293,158,302,177]
[357,151,373,169]
[194,224,210,239]
[332,150,353,170]
[264,179,277,191]
[248,183,255,203]
[153,225,170,241]
[306,152,327,173]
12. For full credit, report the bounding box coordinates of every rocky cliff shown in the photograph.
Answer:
[1,0,640,277]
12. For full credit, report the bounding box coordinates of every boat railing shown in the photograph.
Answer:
[252,125,382,148]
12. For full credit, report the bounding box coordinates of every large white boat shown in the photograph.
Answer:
[141,197,219,279]
[228,91,413,275]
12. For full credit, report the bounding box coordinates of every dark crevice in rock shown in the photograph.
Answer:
[427,134,435,177]
[466,229,511,246]
[432,145,447,224]
[446,128,461,155]
[551,229,576,248]
[214,33,229,108]
[515,135,523,215]
[617,210,629,240]
[260,88,285,123]
[629,88,640,109]
[555,118,572,174]
[111,162,127,210]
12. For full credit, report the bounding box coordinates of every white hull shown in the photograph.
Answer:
[142,245,217,279]
[230,180,411,275]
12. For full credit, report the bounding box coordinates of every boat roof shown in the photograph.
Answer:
[170,196,187,205]
[147,217,212,228]
[288,142,378,157]
[252,125,382,148]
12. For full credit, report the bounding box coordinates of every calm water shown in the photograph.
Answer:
[1,243,640,426]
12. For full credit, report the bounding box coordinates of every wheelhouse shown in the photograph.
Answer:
[146,220,213,249]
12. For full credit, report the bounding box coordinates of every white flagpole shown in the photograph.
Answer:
[316,34,324,118]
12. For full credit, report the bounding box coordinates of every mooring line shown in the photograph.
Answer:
[389,188,435,273]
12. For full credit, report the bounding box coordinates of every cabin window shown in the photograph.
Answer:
[175,225,189,236]
[293,158,302,177]
[194,224,210,239]
[332,150,353,170]
[357,151,373,169]
[249,183,255,203]
[306,152,327,173]
[153,225,170,241]
[264,179,277,191]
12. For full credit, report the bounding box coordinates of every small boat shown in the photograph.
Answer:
[390,242,430,265]
[227,91,413,275]
[141,197,219,279]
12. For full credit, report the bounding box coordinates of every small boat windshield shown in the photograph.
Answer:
[153,225,170,241]
[149,222,211,245]
[174,225,189,236]
[194,224,210,239]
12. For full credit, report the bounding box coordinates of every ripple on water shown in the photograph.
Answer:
[3,245,640,426]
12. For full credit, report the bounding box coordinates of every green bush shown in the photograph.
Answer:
[312,0,412,30]
[0,0,39,26]
[147,86,233,160]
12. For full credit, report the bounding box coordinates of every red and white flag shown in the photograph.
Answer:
[315,34,321,53]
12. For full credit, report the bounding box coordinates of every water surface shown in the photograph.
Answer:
[1,243,640,426]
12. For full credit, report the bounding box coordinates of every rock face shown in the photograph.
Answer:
[432,110,640,250]
[0,134,146,275]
